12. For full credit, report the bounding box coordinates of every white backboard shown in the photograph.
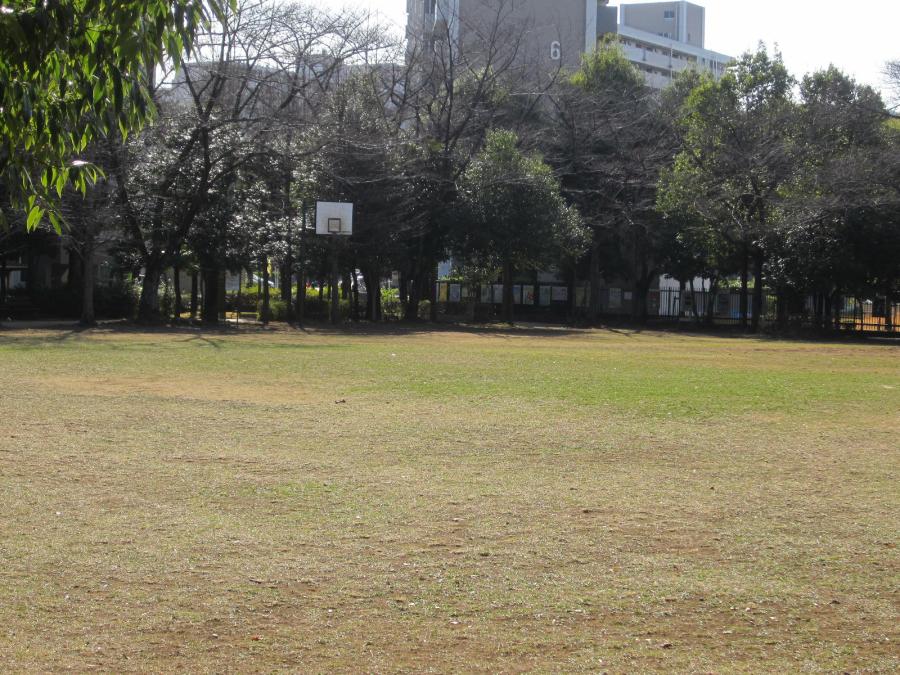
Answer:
[315,201,353,236]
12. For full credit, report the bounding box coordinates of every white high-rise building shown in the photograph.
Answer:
[406,0,733,88]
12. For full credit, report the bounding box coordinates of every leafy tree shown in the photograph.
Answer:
[59,145,119,325]
[455,129,586,323]
[113,0,381,322]
[660,45,797,331]
[0,0,224,229]
[549,39,674,321]
[770,67,891,326]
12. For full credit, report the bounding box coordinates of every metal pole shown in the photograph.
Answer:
[330,238,339,325]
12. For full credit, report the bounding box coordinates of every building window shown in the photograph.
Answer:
[664,10,675,19]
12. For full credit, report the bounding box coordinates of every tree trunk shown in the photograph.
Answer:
[739,244,749,330]
[261,256,270,324]
[137,264,162,322]
[404,272,422,321]
[0,256,7,308]
[201,267,220,325]
[362,267,383,322]
[399,272,408,305]
[588,241,601,323]
[776,287,788,330]
[80,245,96,326]
[502,258,514,324]
[750,249,764,333]
[67,245,82,291]
[886,284,895,332]
[295,260,305,325]
[813,293,824,329]
[280,259,292,302]
[705,279,718,326]
[173,263,183,320]
[833,289,843,332]
[689,279,701,324]
[190,271,199,320]
[375,277,383,321]
[362,268,375,321]
[429,262,439,322]
[634,277,651,323]
[351,267,360,322]
[217,269,226,323]
[566,265,577,323]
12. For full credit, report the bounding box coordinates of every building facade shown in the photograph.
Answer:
[406,0,732,88]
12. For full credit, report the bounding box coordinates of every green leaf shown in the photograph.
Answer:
[47,210,62,233]
[26,205,44,231]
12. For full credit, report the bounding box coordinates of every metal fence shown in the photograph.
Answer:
[435,282,900,334]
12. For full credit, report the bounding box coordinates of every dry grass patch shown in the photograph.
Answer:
[0,325,897,672]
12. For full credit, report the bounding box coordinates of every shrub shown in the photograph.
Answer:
[382,288,402,320]
[29,280,137,319]
[256,298,290,322]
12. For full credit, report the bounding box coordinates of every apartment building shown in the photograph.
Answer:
[615,2,731,88]
[406,0,732,88]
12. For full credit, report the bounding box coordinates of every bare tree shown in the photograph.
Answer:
[112,0,386,322]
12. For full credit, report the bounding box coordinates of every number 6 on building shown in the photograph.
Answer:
[550,41,561,60]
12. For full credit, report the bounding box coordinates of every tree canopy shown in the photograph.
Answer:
[0,0,224,230]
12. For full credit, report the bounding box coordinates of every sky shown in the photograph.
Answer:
[316,0,899,97]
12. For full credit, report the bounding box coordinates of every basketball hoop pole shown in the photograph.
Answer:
[314,201,352,325]
[330,237,339,325]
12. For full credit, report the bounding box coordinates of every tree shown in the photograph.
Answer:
[660,45,797,331]
[396,0,555,321]
[548,39,674,322]
[455,129,585,323]
[113,0,382,322]
[769,67,892,327]
[886,60,900,101]
[0,0,224,229]
[302,68,414,323]
[59,145,119,325]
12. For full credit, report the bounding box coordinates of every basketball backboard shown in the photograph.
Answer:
[316,202,353,236]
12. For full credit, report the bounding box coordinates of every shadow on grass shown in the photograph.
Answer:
[0,317,896,347]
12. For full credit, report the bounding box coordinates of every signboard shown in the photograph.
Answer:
[449,284,461,303]
[522,285,535,305]
[315,202,353,236]
[551,286,568,303]
[539,286,552,306]
[716,293,731,316]
[575,286,587,307]
[492,284,504,304]
[609,288,622,309]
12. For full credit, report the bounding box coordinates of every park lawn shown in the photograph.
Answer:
[0,325,897,673]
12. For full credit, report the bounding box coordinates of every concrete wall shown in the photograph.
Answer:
[597,5,619,41]
[620,1,705,48]
[454,0,590,71]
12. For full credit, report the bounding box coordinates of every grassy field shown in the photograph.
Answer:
[0,325,897,672]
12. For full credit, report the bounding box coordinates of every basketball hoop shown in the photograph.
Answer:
[316,202,353,236]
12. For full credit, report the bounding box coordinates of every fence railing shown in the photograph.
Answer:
[434,282,900,334]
